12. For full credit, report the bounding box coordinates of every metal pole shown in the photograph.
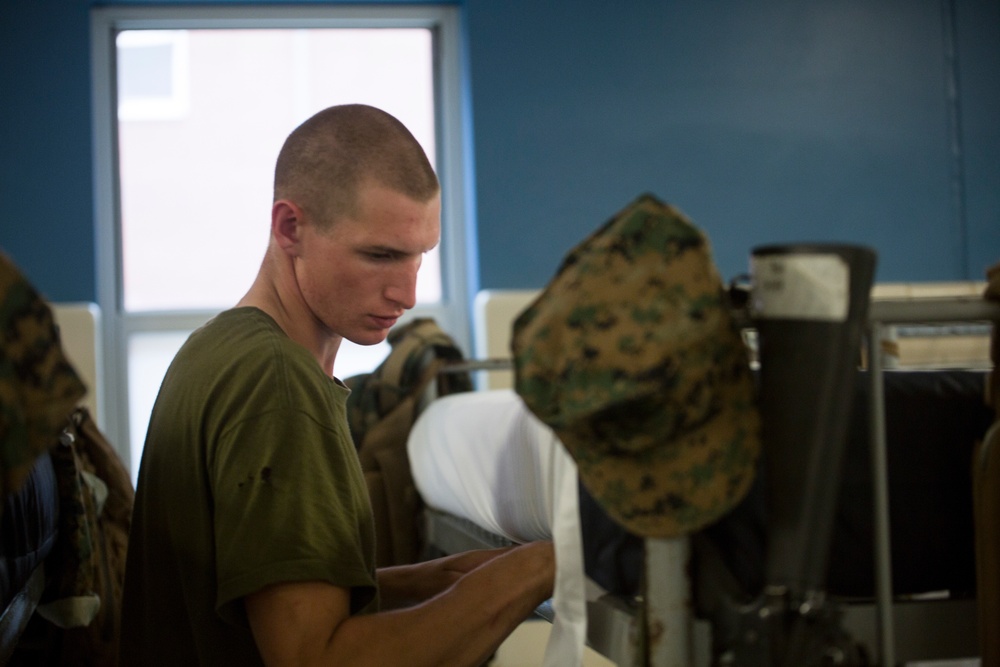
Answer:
[868,323,896,666]
[644,537,693,666]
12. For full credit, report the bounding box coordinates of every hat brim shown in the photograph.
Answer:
[556,348,760,538]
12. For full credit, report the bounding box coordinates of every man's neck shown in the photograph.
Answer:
[237,256,341,376]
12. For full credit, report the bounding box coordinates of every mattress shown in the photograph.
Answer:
[409,370,995,600]
[832,369,994,597]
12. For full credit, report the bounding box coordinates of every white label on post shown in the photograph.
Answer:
[751,254,850,321]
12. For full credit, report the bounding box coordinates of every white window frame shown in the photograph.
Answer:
[90,5,471,466]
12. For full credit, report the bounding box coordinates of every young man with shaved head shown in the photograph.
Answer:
[120,105,554,666]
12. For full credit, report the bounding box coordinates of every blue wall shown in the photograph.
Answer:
[465,0,1000,287]
[1,0,997,303]
[1,0,95,302]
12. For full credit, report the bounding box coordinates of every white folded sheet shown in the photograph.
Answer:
[408,389,567,542]
[408,389,588,667]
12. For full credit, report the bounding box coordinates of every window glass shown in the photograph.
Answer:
[117,28,439,313]
[115,26,441,475]
[117,30,190,120]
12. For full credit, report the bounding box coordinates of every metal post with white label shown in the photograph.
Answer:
[749,244,877,665]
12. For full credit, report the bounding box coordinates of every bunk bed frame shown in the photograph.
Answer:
[422,291,999,666]
[863,295,998,666]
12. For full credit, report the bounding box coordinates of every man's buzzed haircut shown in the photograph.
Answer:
[274,104,440,227]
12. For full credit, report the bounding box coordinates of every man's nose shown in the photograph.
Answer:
[384,264,419,310]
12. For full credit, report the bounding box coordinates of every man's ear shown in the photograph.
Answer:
[272,200,304,256]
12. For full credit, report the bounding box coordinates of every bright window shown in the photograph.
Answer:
[116,30,190,121]
[92,7,469,477]
[117,28,440,313]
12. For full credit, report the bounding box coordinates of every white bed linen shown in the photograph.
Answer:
[408,389,587,666]
[408,389,569,542]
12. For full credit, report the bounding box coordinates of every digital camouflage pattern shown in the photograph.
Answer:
[34,407,133,666]
[0,251,86,506]
[512,194,760,538]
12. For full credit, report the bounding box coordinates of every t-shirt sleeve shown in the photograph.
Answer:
[210,407,376,625]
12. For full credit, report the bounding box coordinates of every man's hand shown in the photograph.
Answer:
[377,547,515,608]
[247,541,555,667]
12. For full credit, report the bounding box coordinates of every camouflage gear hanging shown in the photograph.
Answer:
[0,251,86,506]
[345,318,473,566]
[511,194,760,538]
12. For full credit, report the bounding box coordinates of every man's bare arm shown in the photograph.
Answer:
[246,540,554,667]
[376,546,516,609]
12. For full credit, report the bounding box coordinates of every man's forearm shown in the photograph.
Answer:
[332,541,555,667]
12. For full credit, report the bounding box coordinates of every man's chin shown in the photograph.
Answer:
[346,330,391,347]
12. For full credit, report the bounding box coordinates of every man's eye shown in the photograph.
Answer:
[365,251,394,261]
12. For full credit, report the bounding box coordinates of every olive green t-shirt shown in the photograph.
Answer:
[120,308,377,666]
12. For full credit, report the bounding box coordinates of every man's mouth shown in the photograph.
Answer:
[370,315,399,329]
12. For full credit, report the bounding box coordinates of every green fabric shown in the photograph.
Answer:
[120,308,376,666]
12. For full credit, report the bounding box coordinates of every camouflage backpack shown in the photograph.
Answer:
[345,318,472,567]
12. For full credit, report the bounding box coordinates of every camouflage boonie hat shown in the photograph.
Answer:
[511,194,760,538]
